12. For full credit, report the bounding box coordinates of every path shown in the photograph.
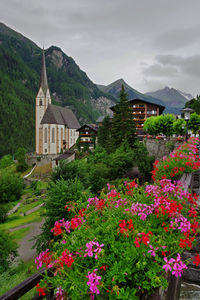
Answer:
[9,200,45,261]
[16,219,45,262]
[7,195,26,216]
[23,165,36,178]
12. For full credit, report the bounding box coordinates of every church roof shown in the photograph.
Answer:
[41,104,80,129]
[40,50,49,95]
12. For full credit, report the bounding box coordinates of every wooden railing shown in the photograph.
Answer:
[0,268,54,300]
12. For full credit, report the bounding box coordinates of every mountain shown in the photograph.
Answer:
[98,79,181,114]
[177,89,193,101]
[97,79,144,100]
[0,22,114,156]
[146,86,192,109]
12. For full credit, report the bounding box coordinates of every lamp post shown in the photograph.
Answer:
[181,108,193,141]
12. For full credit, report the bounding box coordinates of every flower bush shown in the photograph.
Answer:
[35,175,199,299]
[152,137,200,181]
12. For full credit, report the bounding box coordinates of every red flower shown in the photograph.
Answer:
[134,237,141,248]
[60,250,74,268]
[100,265,107,271]
[193,254,200,267]
[119,220,126,228]
[36,283,46,296]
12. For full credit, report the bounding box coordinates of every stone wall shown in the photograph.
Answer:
[27,154,58,166]
[144,139,182,160]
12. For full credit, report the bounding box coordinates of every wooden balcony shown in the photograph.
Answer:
[80,140,93,143]
[79,133,92,137]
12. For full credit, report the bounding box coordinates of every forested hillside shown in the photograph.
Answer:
[0,23,113,157]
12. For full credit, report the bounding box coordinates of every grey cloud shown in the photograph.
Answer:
[144,63,178,78]
[143,54,200,94]
[155,54,200,77]
[154,27,200,51]
[1,0,200,95]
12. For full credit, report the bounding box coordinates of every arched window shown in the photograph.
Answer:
[52,128,55,143]
[40,99,42,106]
[44,128,47,143]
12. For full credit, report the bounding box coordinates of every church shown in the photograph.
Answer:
[35,51,80,155]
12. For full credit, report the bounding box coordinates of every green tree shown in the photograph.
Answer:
[0,170,24,222]
[133,142,154,182]
[185,95,200,114]
[108,144,134,179]
[51,159,89,188]
[0,154,13,169]
[144,114,175,137]
[35,178,90,252]
[188,113,200,133]
[15,147,28,172]
[173,118,186,135]
[97,116,112,153]
[159,114,175,136]
[88,163,110,194]
[111,85,136,148]
[143,116,160,136]
[0,229,18,272]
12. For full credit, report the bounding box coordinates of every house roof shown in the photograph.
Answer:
[77,124,98,132]
[110,98,165,114]
[54,150,75,161]
[41,104,80,128]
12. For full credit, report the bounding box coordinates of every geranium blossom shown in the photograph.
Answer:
[84,240,104,259]
[86,269,101,299]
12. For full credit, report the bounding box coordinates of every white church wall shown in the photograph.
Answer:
[68,129,79,148]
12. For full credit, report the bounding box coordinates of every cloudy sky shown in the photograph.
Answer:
[1,0,200,96]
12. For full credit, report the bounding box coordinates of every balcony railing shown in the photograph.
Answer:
[0,268,54,300]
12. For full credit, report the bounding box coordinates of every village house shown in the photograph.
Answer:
[110,98,165,137]
[76,124,98,150]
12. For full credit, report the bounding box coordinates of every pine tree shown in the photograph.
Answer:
[111,85,136,148]
[97,115,112,153]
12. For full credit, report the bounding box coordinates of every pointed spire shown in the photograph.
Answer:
[40,48,48,95]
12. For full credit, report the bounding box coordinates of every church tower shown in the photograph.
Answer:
[35,50,51,154]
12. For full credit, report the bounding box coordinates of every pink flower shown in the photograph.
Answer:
[162,257,175,272]
[86,269,101,299]
[84,240,104,260]
[163,254,187,277]
[148,245,158,257]
[56,287,64,300]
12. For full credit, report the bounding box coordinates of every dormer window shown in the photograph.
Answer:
[40,99,42,106]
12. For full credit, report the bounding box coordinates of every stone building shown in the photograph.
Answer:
[35,51,80,155]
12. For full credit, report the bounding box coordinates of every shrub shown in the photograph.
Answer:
[188,113,200,134]
[144,114,175,137]
[0,229,18,272]
[108,145,133,179]
[51,159,89,187]
[133,142,154,182]
[0,171,24,222]
[152,137,200,181]
[0,170,24,204]
[88,163,110,194]
[15,147,28,172]
[35,178,199,299]
[173,118,186,136]
[0,154,13,169]
[34,178,91,252]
